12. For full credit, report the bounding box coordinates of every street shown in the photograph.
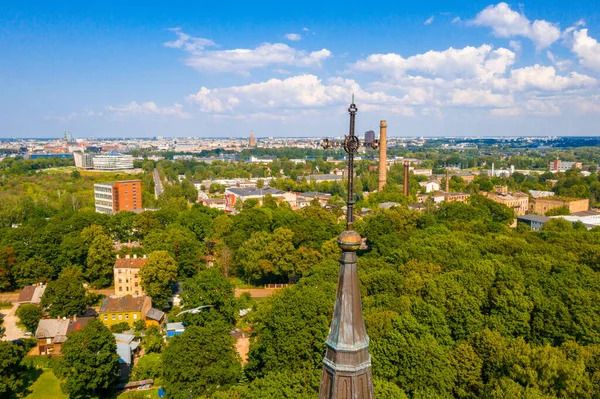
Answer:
[1,303,26,341]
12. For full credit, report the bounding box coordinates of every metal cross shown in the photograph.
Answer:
[321,97,379,230]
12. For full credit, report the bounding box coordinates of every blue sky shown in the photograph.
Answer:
[1,1,600,138]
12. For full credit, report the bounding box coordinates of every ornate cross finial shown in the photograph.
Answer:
[321,99,378,230]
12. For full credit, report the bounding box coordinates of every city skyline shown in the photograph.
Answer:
[2,1,600,138]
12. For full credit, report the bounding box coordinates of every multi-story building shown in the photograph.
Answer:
[114,255,147,297]
[549,159,583,173]
[99,295,152,328]
[419,180,440,193]
[249,131,256,148]
[94,180,142,214]
[92,154,134,170]
[441,191,471,203]
[484,188,529,216]
[73,152,95,169]
[530,197,589,215]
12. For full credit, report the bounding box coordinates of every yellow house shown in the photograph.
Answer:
[99,295,152,328]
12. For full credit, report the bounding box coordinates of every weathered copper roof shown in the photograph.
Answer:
[99,295,148,313]
[114,258,147,269]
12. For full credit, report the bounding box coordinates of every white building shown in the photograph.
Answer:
[419,181,440,193]
[73,152,94,169]
[92,155,134,170]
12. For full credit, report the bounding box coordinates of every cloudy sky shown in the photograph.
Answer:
[1,0,600,138]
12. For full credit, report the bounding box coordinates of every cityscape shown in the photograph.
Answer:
[2,1,600,399]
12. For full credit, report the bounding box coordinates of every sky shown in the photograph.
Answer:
[1,0,600,138]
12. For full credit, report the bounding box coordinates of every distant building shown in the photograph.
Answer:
[517,214,550,231]
[530,197,589,215]
[247,156,275,164]
[441,191,471,203]
[225,187,285,208]
[549,159,582,173]
[73,152,95,169]
[302,174,344,183]
[378,202,401,209]
[419,181,440,193]
[364,130,375,147]
[484,188,529,216]
[92,154,134,170]
[17,283,46,307]
[249,131,256,148]
[94,180,142,215]
[99,295,152,328]
[199,198,227,211]
[529,190,555,199]
[114,255,147,297]
[412,169,433,177]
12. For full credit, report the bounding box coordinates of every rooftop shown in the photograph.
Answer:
[100,295,149,313]
[114,257,147,269]
[35,319,70,339]
[518,214,550,223]
[226,187,284,197]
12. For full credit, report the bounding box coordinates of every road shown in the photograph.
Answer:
[1,303,26,341]
[153,168,162,199]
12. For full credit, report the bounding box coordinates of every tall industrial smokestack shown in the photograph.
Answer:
[378,120,387,191]
[403,160,409,196]
[445,169,450,192]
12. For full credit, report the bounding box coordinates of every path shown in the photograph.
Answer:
[153,168,162,199]
[1,302,26,341]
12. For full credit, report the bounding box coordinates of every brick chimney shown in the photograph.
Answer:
[378,120,387,191]
[403,160,409,196]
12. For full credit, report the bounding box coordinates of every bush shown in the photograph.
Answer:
[110,322,131,333]
[16,304,43,333]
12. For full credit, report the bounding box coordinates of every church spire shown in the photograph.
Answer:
[319,100,375,399]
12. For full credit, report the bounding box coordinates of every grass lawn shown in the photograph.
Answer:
[23,368,67,399]
[117,388,161,398]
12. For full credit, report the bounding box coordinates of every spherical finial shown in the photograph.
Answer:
[337,230,362,252]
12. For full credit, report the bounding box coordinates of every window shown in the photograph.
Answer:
[119,286,122,292]
[112,314,116,320]
[118,314,122,320]
[118,278,122,283]
[46,338,52,344]
[126,287,129,291]
[135,282,138,287]
[125,314,129,320]
[133,314,138,320]
[104,315,108,320]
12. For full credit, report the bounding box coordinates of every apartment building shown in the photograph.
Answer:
[94,180,142,214]
[484,187,529,216]
[549,159,583,173]
[114,255,147,297]
[92,154,134,170]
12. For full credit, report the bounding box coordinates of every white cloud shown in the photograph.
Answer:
[509,40,521,52]
[302,27,310,32]
[285,33,302,41]
[501,65,596,91]
[471,2,560,49]
[186,74,413,116]
[450,88,513,107]
[490,107,521,116]
[44,109,103,121]
[164,28,216,53]
[351,44,515,80]
[571,29,600,71]
[106,102,191,118]
[424,16,435,26]
[165,29,331,73]
[452,17,461,24]
[546,51,572,71]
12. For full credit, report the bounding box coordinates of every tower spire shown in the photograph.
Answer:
[318,100,374,399]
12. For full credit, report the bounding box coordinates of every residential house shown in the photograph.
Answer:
[114,255,147,297]
[145,308,166,328]
[114,333,141,380]
[198,198,227,211]
[35,316,94,355]
[17,283,46,307]
[99,295,152,328]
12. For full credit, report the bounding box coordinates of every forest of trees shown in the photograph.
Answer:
[2,153,600,398]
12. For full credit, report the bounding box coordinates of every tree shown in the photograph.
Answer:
[54,319,120,398]
[545,206,571,216]
[110,322,131,333]
[162,322,241,397]
[141,325,163,353]
[0,246,16,291]
[144,226,203,278]
[180,268,237,327]
[41,270,87,317]
[0,341,24,397]
[13,258,54,287]
[86,232,115,288]
[140,251,178,309]
[16,304,43,333]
